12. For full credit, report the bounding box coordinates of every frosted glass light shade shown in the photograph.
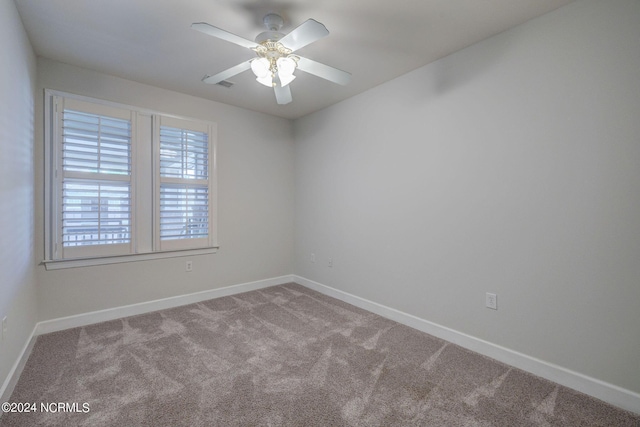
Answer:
[251,58,273,87]
[251,58,270,77]
[276,57,296,87]
[256,75,273,87]
[277,57,296,75]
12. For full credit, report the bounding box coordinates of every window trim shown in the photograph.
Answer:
[43,89,219,270]
[42,247,219,270]
[55,98,137,259]
[153,115,217,252]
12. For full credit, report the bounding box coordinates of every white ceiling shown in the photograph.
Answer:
[14,0,575,119]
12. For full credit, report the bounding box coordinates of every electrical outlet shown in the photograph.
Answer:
[486,293,498,310]
[2,316,7,341]
[328,258,333,268]
[310,253,316,263]
[185,261,193,272]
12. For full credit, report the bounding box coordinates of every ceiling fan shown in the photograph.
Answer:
[191,13,351,105]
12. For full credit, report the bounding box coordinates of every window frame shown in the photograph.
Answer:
[153,115,216,252]
[55,98,136,259]
[43,90,218,270]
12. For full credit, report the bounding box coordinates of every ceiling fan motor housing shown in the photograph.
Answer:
[255,14,286,44]
[263,13,283,31]
[255,31,285,43]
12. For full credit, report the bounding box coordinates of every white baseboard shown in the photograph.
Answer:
[5,274,638,415]
[1,275,292,407]
[36,275,295,336]
[0,324,38,405]
[2,275,295,406]
[293,275,640,415]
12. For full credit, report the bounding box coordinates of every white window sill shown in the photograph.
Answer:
[42,247,219,270]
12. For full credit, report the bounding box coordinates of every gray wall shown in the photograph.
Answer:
[0,0,37,391]
[294,0,640,394]
[35,59,295,320]
[4,0,639,404]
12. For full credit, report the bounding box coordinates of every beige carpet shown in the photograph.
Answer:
[1,283,638,426]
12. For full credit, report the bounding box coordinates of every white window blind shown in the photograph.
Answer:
[156,118,214,251]
[53,98,134,259]
[159,126,208,179]
[62,110,131,175]
[159,185,208,240]
[62,180,131,247]
[61,108,132,250]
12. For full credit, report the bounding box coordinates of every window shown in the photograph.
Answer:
[44,91,217,267]
[57,101,134,259]
[155,116,213,251]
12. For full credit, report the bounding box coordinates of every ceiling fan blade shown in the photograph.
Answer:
[279,19,329,52]
[191,22,258,49]
[273,75,292,105]
[296,57,351,86]
[202,60,253,84]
